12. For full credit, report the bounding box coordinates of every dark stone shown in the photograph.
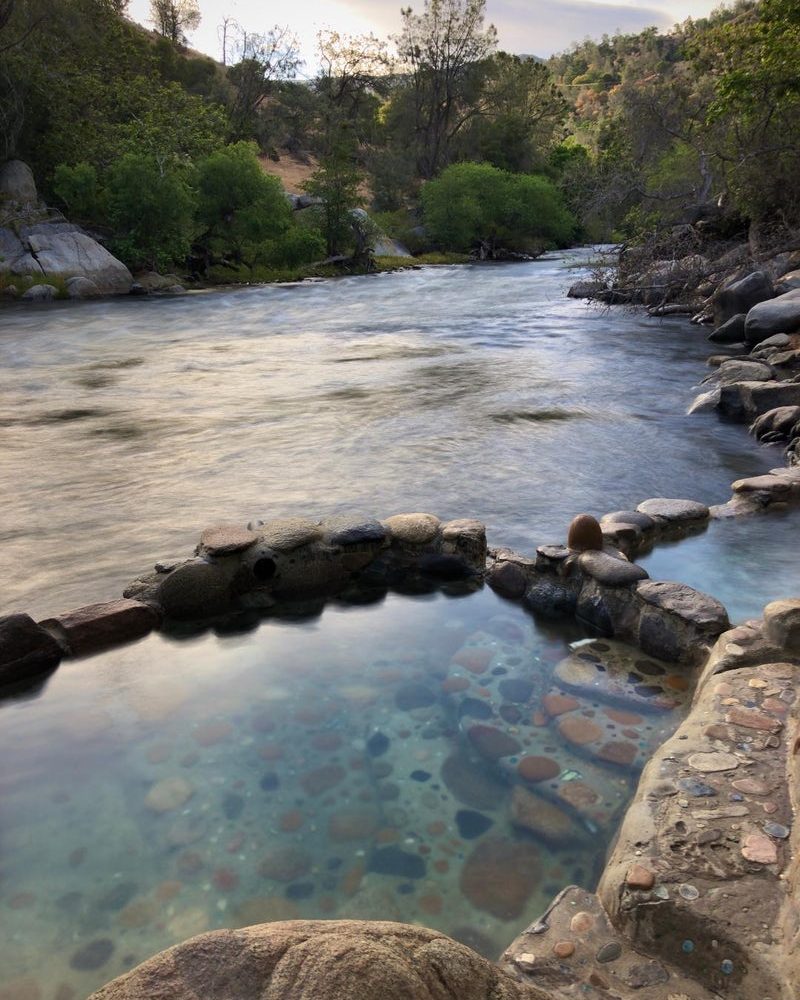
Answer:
[396,883,415,895]
[98,881,137,911]
[596,942,622,964]
[524,578,577,618]
[259,774,280,792]
[285,882,315,900]
[637,611,682,664]
[487,561,528,599]
[418,553,470,579]
[0,613,62,688]
[458,697,493,720]
[69,938,114,971]
[368,846,426,879]
[715,271,773,326]
[499,704,522,724]
[498,679,534,703]
[708,313,747,344]
[323,516,386,547]
[39,599,160,657]
[366,731,390,756]
[395,684,436,711]
[223,792,245,818]
[441,752,506,810]
[455,810,494,840]
[576,590,614,636]
[410,770,431,782]
[678,778,717,797]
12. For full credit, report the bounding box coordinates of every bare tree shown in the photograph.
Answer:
[150,0,201,46]
[218,14,238,66]
[227,24,301,139]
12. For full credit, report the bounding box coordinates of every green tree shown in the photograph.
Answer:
[106,153,197,269]
[422,161,574,253]
[196,141,293,264]
[226,24,301,141]
[150,0,200,45]
[303,139,365,256]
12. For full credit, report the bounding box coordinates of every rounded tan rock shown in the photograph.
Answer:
[144,776,194,813]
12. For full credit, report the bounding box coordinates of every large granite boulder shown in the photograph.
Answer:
[18,222,132,294]
[744,288,800,344]
[0,159,38,206]
[714,270,773,326]
[88,921,548,1000]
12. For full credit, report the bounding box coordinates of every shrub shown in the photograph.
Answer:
[52,163,103,223]
[421,162,576,253]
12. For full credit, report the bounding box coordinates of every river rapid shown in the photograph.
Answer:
[0,251,782,618]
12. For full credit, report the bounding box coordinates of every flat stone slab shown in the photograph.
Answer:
[600,510,657,531]
[253,517,322,551]
[553,639,689,713]
[577,551,648,586]
[635,580,729,632]
[636,498,710,523]
[199,525,259,556]
[39,599,160,656]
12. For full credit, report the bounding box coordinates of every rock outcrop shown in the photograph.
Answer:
[88,921,549,1000]
[0,159,132,297]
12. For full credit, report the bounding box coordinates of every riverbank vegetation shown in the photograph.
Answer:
[1,0,797,283]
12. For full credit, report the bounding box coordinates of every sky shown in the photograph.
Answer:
[127,0,726,72]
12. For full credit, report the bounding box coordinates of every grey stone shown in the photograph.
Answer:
[601,510,656,531]
[21,283,56,301]
[721,380,800,421]
[745,288,800,344]
[255,517,322,551]
[0,226,42,276]
[577,550,648,586]
[19,222,132,295]
[383,513,441,545]
[156,559,233,619]
[0,613,62,687]
[524,577,577,618]
[487,561,529,599]
[636,580,729,632]
[636,498,709,524]
[567,279,606,299]
[372,236,413,258]
[322,516,387,547]
[715,270,773,326]
[708,313,746,344]
[716,359,773,384]
[763,599,800,652]
[66,275,101,299]
[199,525,259,556]
[0,160,38,204]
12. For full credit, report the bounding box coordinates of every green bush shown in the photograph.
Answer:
[52,163,103,223]
[196,141,292,262]
[106,154,197,270]
[421,162,576,253]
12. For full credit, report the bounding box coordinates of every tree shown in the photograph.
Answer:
[150,0,200,45]
[196,141,293,264]
[226,24,301,141]
[303,137,365,256]
[106,153,197,268]
[422,162,575,253]
[315,30,390,147]
[395,0,497,177]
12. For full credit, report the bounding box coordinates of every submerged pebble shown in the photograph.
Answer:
[69,939,114,971]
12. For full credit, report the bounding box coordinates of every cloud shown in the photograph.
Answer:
[340,0,672,55]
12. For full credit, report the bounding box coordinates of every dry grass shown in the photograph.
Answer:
[259,153,320,194]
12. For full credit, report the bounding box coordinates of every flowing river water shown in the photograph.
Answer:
[1,252,799,999]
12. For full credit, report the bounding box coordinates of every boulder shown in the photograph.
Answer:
[636,498,709,526]
[577,551,648,586]
[0,226,41,275]
[567,279,606,299]
[709,359,773,385]
[707,312,746,344]
[714,270,773,326]
[774,268,800,295]
[0,613,62,688]
[66,275,101,299]
[21,283,56,302]
[763,599,800,652]
[88,921,540,1000]
[18,222,132,294]
[373,236,413,258]
[750,405,800,442]
[745,288,800,344]
[0,160,38,205]
[635,580,729,663]
[719,380,800,421]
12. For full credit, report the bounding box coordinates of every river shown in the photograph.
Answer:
[0,251,780,619]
